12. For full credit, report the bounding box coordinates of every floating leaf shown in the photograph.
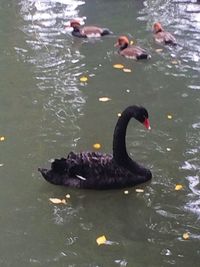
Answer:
[167,114,173,119]
[0,136,5,141]
[49,198,66,204]
[80,76,88,82]
[123,68,132,73]
[171,60,178,65]
[175,184,183,191]
[124,190,129,194]
[66,194,71,199]
[113,64,124,69]
[93,143,101,149]
[135,188,144,193]
[99,97,111,102]
[183,232,190,240]
[155,48,163,53]
[166,148,171,151]
[96,235,107,245]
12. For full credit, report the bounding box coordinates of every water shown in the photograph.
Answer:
[0,0,200,266]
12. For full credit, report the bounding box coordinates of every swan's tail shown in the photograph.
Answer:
[38,157,68,185]
[51,158,67,174]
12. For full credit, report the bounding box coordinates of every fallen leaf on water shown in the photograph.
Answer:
[0,136,5,141]
[171,60,178,65]
[49,198,66,204]
[183,232,190,240]
[135,188,144,193]
[175,184,183,191]
[123,68,132,73]
[155,48,163,53]
[99,97,111,102]
[96,235,107,245]
[80,76,88,82]
[166,148,171,151]
[167,114,173,119]
[93,143,101,149]
[124,190,129,194]
[113,64,124,69]
[66,194,71,199]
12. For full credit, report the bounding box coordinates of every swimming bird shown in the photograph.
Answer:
[115,36,151,60]
[153,22,177,45]
[67,20,112,38]
[38,105,152,190]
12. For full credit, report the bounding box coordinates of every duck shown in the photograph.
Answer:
[153,22,177,45]
[38,105,152,190]
[115,36,151,60]
[68,19,113,38]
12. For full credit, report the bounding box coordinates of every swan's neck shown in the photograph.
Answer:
[113,110,132,165]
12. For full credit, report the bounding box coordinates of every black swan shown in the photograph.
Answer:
[38,105,152,190]
[68,20,112,38]
[115,36,151,60]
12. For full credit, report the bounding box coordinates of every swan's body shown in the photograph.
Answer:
[153,22,177,46]
[115,36,151,60]
[69,20,112,38]
[39,105,152,190]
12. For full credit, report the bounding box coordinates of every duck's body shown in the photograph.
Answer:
[39,105,152,190]
[153,22,177,46]
[69,20,112,38]
[115,36,151,60]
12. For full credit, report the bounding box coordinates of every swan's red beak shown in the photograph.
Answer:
[143,118,151,130]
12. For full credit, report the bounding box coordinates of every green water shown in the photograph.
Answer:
[0,0,200,266]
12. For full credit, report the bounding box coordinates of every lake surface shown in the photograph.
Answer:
[0,0,200,266]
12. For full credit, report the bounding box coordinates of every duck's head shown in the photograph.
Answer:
[115,36,129,48]
[70,19,81,28]
[153,22,164,33]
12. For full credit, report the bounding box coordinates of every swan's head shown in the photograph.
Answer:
[130,105,151,130]
[115,36,129,47]
[153,22,164,33]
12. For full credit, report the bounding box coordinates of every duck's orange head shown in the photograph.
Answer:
[70,20,81,28]
[153,22,164,33]
[115,36,129,47]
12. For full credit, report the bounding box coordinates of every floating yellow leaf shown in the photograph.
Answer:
[49,198,66,204]
[175,184,183,191]
[167,114,173,119]
[93,143,101,149]
[123,68,132,73]
[0,136,5,141]
[171,60,178,65]
[96,235,107,245]
[135,188,144,193]
[113,64,124,69]
[183,232,190,240]
[124,190,129,194]
[66,194,71,199]
[99,97,111,102]
[155,48,163,53]
[80,76,88,82]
